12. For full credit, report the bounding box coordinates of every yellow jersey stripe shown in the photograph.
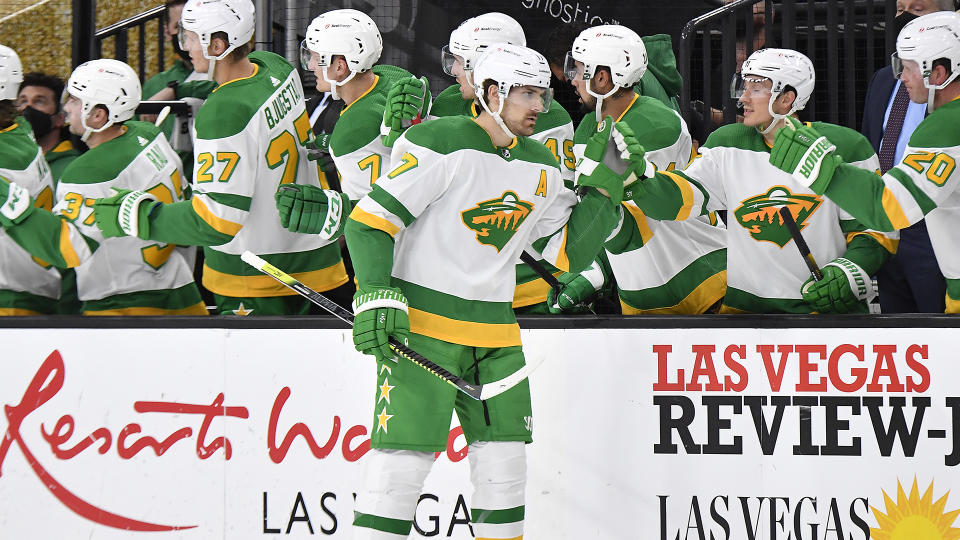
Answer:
[621,202,655,244]
[881,187,911,230]
[512,271,563,308]
[553,227,570,272]
[0,308,43,316]
[351,206,400,236]
[661,170,695,220]
[945,292,960,314]
[203,261,348,298]
[192,197,243,236]
[60,221,82,268]
[621,270,726,315]
[84,302,210,316]
[409,308,522,347]
[845,231,899,254]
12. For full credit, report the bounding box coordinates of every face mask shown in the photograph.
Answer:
[21,106,54,139]
[894,11,919,36]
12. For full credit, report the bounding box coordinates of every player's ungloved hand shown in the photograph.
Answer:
[547,259,607,314]
[175,79,218,99]
[576,116,631,204]
[352,286,411,362]
[93,189,160,239]
[769,117,842,194]
[800,257,874,314]
[275,184,351,240]
[0,178,34,228]
[381,76,431,147]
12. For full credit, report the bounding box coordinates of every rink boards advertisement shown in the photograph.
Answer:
[1,326,959,539]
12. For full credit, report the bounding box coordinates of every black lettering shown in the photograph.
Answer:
[768,497,788,540]
[660,495,670,540]
[737,497,764,540]
[821,396,862,456]
[447,494,474,537]
[684,496,706,540]
[745,396,789,455]
[262,491,281,534]
[413,493,439,536]
[794,497,817,540]
[286,492,314,534]
[709,496,730,540]
[792,396,820,455]
[945,396,960,466]
[864,396,929,457]
[703,396,743,454]
[824,498,845,540]
[654,395,701,454]
[849,497,871,540]
[320,492,337,535]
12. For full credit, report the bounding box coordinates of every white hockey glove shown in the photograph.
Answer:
[0,179,33,227]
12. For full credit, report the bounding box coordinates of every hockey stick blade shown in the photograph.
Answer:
[779,206,824,281]
[241,250,539,400]
[154,105,171,127]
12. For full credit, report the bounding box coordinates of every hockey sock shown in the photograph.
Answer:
[353,448,434,539]
[468,441,526,540]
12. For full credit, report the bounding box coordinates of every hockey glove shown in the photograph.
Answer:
[0,178,34,228]
[381,76,431,148]
[93,189,160,239]
[612,121,655,182]
[304,133,338,180]
[275,184,351,241]
[352,286,411,362]
[769,117,842,194]
[800,257,874,314]
[175,80,218,99]
[547,259,608,314]
[576,116,629,204]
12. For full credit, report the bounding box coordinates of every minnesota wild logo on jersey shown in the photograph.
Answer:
[461,191,534,252]
[733,186,822,247]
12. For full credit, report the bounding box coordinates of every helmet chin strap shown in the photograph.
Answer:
[586,78,619,119]
[759,94,796,135]
[323,66,357,101]
[79,108,113,142]
[477,94,517,140]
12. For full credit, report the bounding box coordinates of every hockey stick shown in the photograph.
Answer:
[520,251,597,315]
[240,251,542,400]
[779,206,824,281]
[154,105,171,127]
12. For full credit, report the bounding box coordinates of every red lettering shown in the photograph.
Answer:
[758,344,793,392]
[116,424,193,459]
[134,393,248,459]
[341,424,370,462]
[795,345,827,392]
[869,345,905,392]
[268,386,340,463]
[686,345,723,391]
[41,415,111,459]
[723,345,748,391]
[905,344,931,392]
[653,344,684,391]
[828,344,867,392]
[446,426,468,462]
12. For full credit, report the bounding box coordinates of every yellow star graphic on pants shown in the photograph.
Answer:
[376,407,393,433]
[378,378,395,404]
[231,302,254,316]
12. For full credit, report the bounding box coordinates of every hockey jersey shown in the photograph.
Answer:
[147,50,348,299]
[633,121,897,313]
[6,121,206,315]
[431,84,577,307]
[329,64,414,203]
[0,119,59,314]
[815,96,960,312]
[348,116,616,347]
[575,94,727,314]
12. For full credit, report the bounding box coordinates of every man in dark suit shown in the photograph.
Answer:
[860,0,955,313]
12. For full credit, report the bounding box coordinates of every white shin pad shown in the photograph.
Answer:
[468,441,527,539]
[353,448,435,539]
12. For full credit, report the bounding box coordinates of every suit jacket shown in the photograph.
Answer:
[860,66,898,153]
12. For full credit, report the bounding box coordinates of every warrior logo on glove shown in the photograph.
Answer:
[733,186,822,247]
[460,190,534,251]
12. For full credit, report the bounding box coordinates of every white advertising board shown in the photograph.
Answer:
[0,326,957,539]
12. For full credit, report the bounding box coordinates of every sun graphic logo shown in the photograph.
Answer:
[460,191,534,252]
[871,478,960,540]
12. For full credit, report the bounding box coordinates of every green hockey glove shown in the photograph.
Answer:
[612,121,654,181]
[769,117,843,194]
[304,133,338,180]
[93,189,160,239]
[547,259,608,314]
[175,79,218,99]
[275,184,351,240]
[576,116,629,204]
[800,257,874,314]
[0,178,34,228]
[380,76,431,147]
[352,286,411,362]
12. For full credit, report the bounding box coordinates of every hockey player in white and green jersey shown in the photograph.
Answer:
[343,44,619,540]
[627,48,897,313]
[553,25,727,315]
[769,12,960,312]
[93,0,350,315]
[0,44,59,315]
[414,12,577,311]
[0,58,206,315]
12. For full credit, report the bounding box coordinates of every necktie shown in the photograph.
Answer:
[878,84,911,173]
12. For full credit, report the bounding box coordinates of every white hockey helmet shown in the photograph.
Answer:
[302,9,382,99]
[564,25,647,117]
[736,48,815,133]
[894,11,960,108]
[0,44,23,101]
[66,58,141,141]
[442,13,526,77]
[179,0,255,61]
[472,43,553,139]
